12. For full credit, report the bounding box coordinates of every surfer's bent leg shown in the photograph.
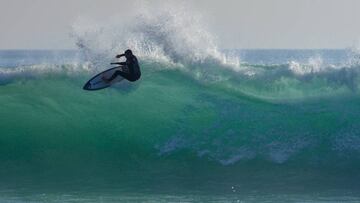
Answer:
[108,70,131,82]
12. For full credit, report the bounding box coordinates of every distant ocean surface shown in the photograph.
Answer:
[1,7,360,202]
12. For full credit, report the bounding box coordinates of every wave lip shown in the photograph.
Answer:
[0,63,92,84]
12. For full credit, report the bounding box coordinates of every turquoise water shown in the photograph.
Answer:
[0,49,360,202]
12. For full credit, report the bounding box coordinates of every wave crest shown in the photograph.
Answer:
[0,63,91,84]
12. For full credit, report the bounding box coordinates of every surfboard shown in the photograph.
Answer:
[83,66,125,91]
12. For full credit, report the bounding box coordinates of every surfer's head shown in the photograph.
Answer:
[124,49,133,58]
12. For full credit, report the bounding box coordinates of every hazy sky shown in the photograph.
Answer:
[1,0,360,49]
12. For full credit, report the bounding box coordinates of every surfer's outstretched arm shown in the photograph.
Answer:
[110,62,126,65]
[116,54,125,58]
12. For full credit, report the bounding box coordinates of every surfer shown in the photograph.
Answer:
[103,49,141,82]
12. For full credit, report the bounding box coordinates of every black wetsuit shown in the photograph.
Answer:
[109,55,141,82]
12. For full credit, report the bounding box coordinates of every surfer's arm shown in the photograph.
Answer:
[116,54,125,58]
[110,62,126,65]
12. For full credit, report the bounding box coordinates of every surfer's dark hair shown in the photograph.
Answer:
[125,49,133,55]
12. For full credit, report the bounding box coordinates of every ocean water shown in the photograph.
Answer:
[1,48,360,202]
[2,10,360,203]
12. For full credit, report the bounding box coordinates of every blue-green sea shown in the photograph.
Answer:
[0,48,360,202]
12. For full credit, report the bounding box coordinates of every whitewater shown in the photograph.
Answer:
[1,8,360,203]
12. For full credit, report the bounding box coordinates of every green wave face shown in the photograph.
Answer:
[1,62,360,201]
